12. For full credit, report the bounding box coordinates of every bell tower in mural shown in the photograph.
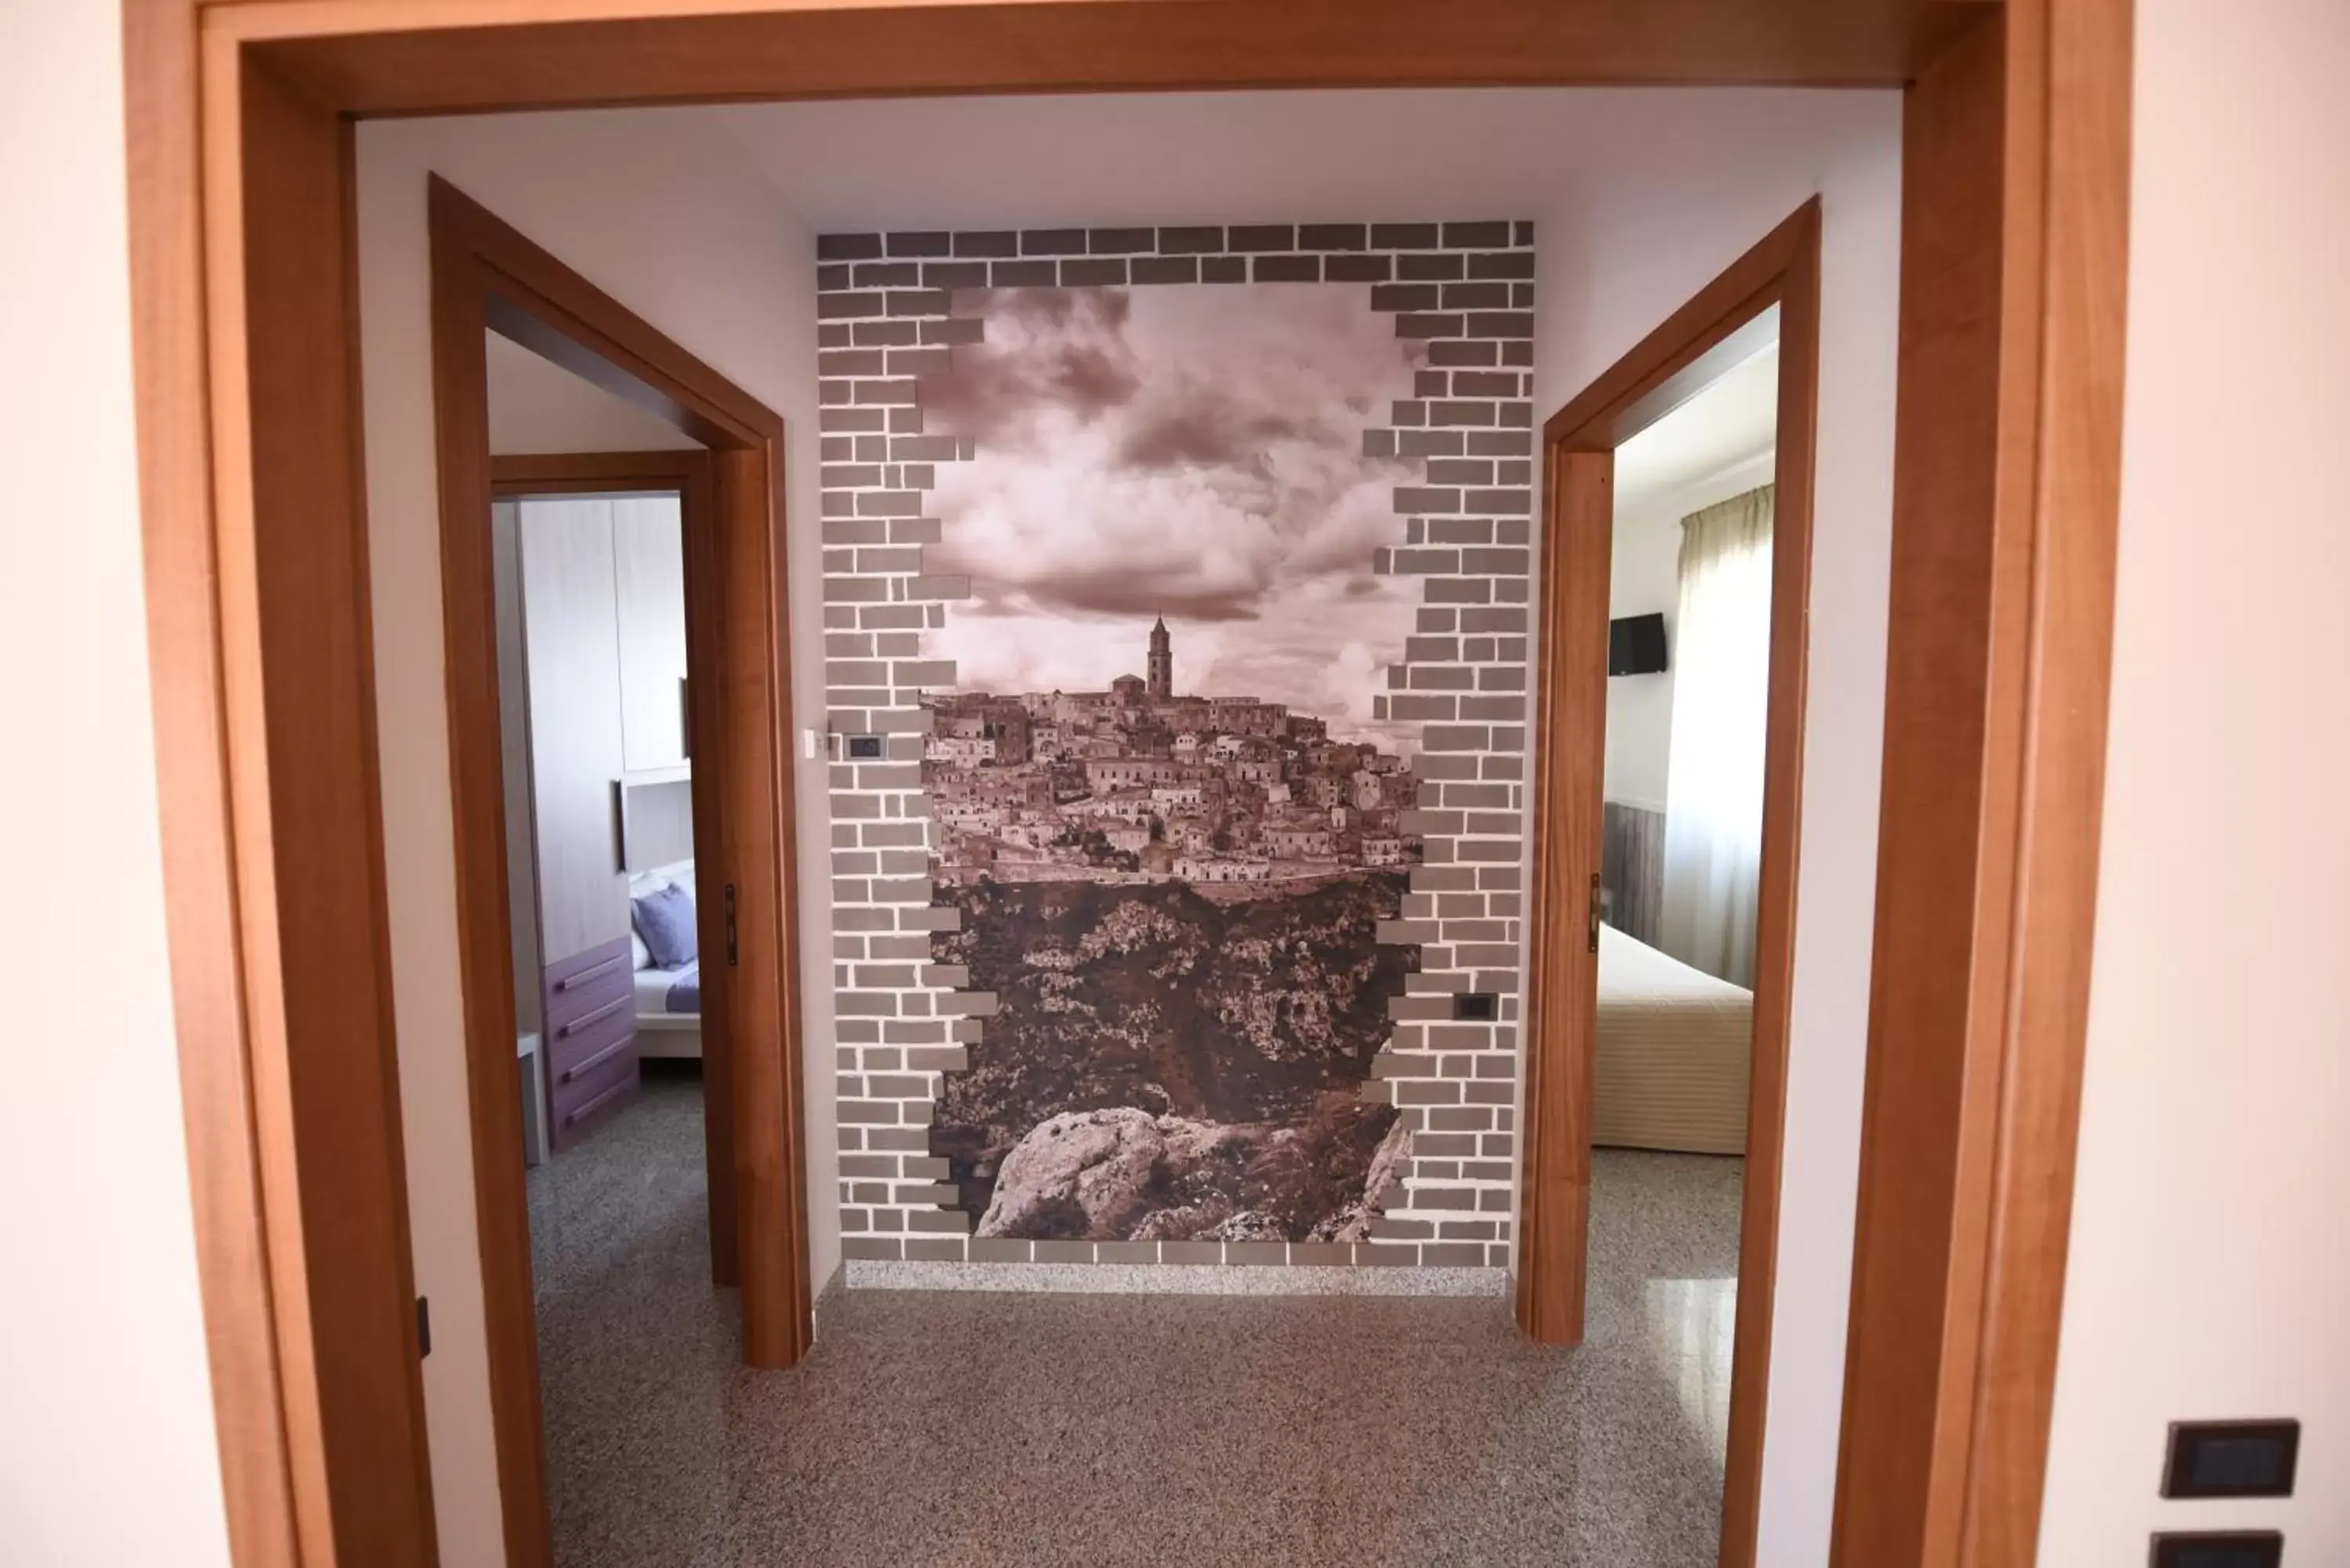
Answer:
[1146,616,1173,700]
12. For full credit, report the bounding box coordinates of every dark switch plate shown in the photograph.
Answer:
[2150,1531,2283,1568]
[1452,992,1498,1021]
[845,734,885,761]
[2163,1420,2299,1499]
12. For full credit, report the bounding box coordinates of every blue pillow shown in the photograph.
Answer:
[631,881,698,970]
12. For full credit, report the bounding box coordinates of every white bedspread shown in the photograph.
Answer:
[633,965,698,1022]
[632,965,702,1059]
[1594,923,1754,1155]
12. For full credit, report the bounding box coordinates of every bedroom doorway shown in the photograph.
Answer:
[428,179,813,1567]
[1519,201,1818,1568]
[489,446,736,1268]
[489,440,744,1561]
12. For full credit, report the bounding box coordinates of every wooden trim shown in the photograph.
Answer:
[121,2,306,1563]
[168,27,445,1566]
[1517,443,1611,1346]
[227,0,1976,117]
[486,450,741,1289]
[1520,200,1820,1568]
[489,450,704,493]
[434,187,810,1568]
[1829,2,2131,1564]
[1725,199,1824,1568]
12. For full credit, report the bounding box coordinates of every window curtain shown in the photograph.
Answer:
[1660,484,1773,987]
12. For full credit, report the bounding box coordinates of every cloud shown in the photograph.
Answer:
[924,289,1141,447]
[924,283,1424,748]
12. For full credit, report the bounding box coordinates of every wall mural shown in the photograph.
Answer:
[916,284,1426,1242]
[820,223,1538,1270]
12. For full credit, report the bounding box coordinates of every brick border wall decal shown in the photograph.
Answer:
[817,221,1535,1272]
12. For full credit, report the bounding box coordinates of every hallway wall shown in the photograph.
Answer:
[2040,1,2350,1561]
[814,223,1538,1273]
[1531,104,1903,1566]
[353,109,833,1568]
[0,4,233,1563]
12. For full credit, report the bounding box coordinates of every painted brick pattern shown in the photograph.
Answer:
[817,220,1535,1270]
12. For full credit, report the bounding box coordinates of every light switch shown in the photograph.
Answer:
[2150,1532,2283,1568]
[2163,1420,2298,1500]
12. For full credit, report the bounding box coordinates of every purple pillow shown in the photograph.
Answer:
[631,881,698,970]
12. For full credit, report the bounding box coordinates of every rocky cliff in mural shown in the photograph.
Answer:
[929,871,1414,1241]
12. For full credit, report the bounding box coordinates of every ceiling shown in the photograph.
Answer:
[1613,327,1780,515]
[710,88,1893,231]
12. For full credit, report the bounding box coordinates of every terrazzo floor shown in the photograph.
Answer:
[527,1069,1744,1568]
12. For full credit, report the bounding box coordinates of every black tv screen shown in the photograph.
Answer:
[1609,612,1668,675]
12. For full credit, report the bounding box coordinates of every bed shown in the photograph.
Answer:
[629,859,703,1060]
[1593,923,1753,1155]
[633,962,703,1059]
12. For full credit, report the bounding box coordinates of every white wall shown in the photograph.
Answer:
[1533,99,1903,1568]
[1603,449,1778,810]
[0,5,233,1566]
[1604,488,1682,812]
[2038,2,2350,1562]
[355,109,833,1568]
[486,333,702,455]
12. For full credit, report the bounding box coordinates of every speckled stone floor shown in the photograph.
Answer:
[529,1071,1744,1567]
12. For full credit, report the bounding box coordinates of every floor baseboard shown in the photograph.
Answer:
[844,1260,1510,1298]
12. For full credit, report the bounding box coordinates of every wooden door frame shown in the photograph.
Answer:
[1517,200,1820,1568]
[1831,5,2133,1563]
[434,181,808,1568]
[118,2,2130,1566]
[488,451,737,1293]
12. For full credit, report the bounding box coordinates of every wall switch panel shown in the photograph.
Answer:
[2150,1531,2283,1568]
[2163,1420,2299,1499]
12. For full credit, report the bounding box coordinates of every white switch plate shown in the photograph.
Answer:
[802,727,819,760]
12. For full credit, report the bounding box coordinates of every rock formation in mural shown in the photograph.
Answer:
[918,283,1428,1242]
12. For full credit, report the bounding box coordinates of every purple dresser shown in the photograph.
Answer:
[540,934,638,1149]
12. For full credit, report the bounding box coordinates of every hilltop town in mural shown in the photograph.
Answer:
[924,617,1422,887]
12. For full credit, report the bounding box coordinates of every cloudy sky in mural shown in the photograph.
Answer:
[922,284,1423,750]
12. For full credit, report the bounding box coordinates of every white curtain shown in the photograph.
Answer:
[1660,485,1773,987]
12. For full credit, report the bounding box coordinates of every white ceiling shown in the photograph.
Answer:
[711,88,1892,230]
[1613,328,1780,515]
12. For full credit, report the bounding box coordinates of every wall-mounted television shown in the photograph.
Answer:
[1608,612,1668,676]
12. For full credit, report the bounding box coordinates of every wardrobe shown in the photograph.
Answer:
[494,490,693,1154]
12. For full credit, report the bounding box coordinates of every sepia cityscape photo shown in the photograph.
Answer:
[915,280,1432,1247]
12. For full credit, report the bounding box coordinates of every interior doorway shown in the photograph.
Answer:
[1518,201,1819,1568]
[488,447,737,1269]
[428,179,812,1567]
[486,447,743,1563]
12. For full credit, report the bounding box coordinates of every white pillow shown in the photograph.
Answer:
[631,930,651,971]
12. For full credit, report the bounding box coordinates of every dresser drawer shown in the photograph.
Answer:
[545,992,634,1079]
[549,1032,638,1147]
[544,936,634,1033]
